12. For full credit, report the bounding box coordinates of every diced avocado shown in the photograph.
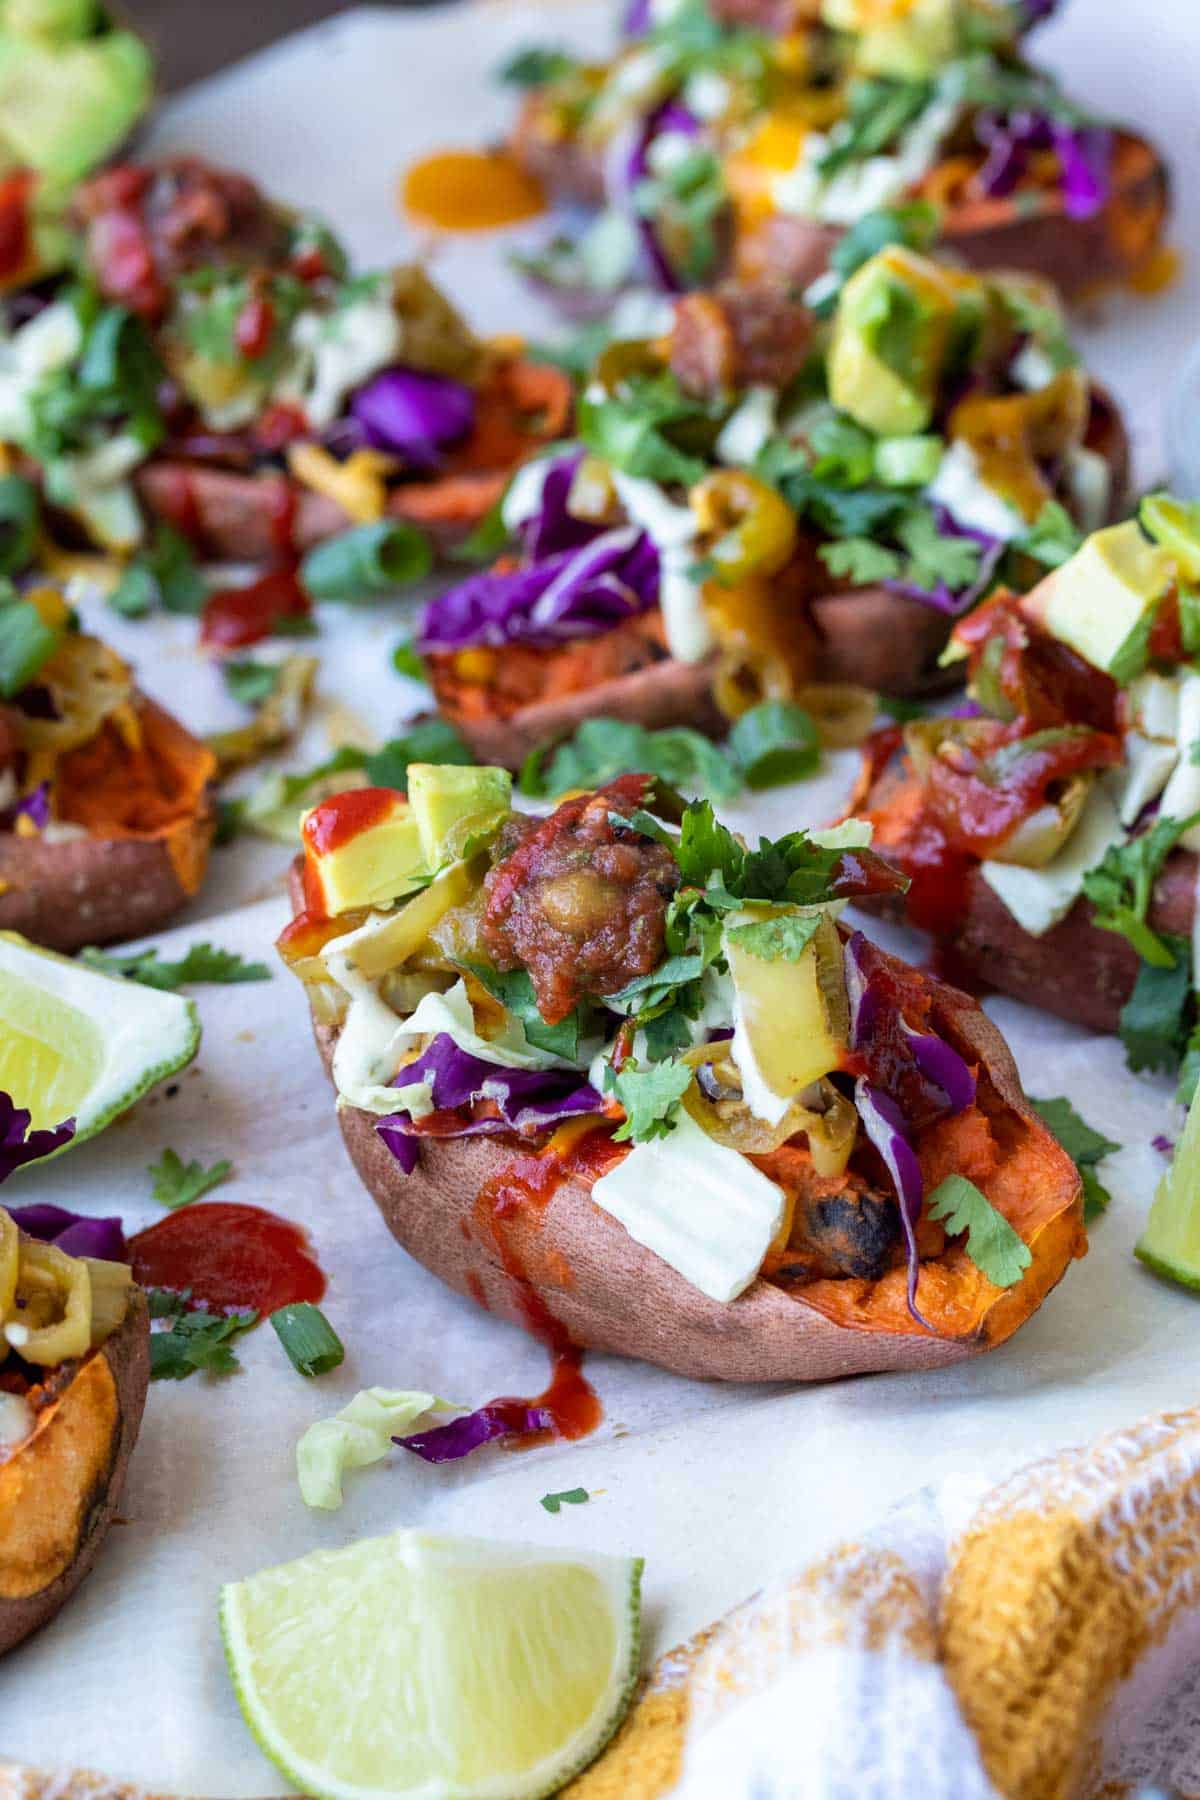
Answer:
[873,433,944,488]
[0,27,152,189]
[407,763,512,868]
[823,0,961,80]
[726,910,849,1122]
[829,248,984,436]
[302,790,427,917]
[1140,493,1200,584]
[1034,521,1176,678]
[1135,1076,1200,1292]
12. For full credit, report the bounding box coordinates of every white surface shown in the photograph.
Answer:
[4,2,1200,1791]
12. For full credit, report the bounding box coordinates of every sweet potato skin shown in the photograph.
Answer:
[0,1291,149,1656]
[0,829,207,952]
[294,848,1080,1380]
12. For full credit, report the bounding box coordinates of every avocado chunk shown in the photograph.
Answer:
[0,21,152,190]
[1033,521,1176,679]
[1141,493,1200,584]
[302,789,428,917]
[829,247,984,436]
[407,763,512,868]
[823,0,962,80]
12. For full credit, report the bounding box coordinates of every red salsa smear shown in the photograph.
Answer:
[462,1125,625,1445]
[201,564,310,649]
[0,171,34,282]
[129,1202,326,1316]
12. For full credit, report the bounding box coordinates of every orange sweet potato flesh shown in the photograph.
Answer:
[291,865,1084,1381]
[0,695,216,952]
[0,1292,149,1655]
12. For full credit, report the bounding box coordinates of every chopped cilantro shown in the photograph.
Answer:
[819,537,903,585]
[1119,938,1193,1075]
[576,370,713,487]
[362,718,475,788]
[1030,1097,1120,1223]
[725,909,822,963]
[149,1297,257,1381]
[1083,815,1200,966]
[223,659,281,707]
[459,960,588,1061]
[80,942,271,990]
[392,639,429,683]
[605,1057,693,1143]
[520,717,741,804]
[149,1148,233,1210]
[926,1174,1032,1287]
[109,523,206,619]
[498,44,577,87]
[540,1486,590,1513]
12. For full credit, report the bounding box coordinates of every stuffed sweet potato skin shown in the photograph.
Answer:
[854,755,1196,1036]
[0,1292,149,1656]
[295,852,1081,1382]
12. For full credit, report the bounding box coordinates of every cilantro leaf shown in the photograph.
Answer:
[499,45,576,87]
[605,1058,693,1143]
[1015,499,1082,570]
[363,717,475,788]
[109,523,205,619]
[458,960,587,1061]
[80,942,271,990]
[149,1305,258,1381]
[1119,939,1193,1074]
[222,659,281,707]
[926,1174,1032,1287]
[392,639,429,683]
[540,1486,590,1513]
[894,506,981,593]
[520,717,741,803]
[725,909,822,963]
[1083,815,1200,965]
[1030,1097,1120,1223]
[149,1148,232,1210]
[818,537,903,585]
[576,371,713,487]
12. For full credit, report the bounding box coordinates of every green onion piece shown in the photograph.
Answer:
[301,521,433,602]
[0,475,40,577]
[392,638,429,683]
[0,599,62,698]
[270,1303,345,1378]
[728,700,821,790]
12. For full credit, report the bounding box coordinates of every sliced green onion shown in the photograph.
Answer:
[270,1303,345,1378]
[728,700,821,790]
[0,475,40,577]
[0,599,62,698]
[300,521,433,602]
[392,638,429,683]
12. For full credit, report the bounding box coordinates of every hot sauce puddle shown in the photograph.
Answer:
[129,1202,326,1316]
[461,1125,626,1448]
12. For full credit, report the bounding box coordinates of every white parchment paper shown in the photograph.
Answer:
[3,3,1200,1789]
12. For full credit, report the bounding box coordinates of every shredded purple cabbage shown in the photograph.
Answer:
[395,1401,552,1462]
[901,1020,976,1115]
[375,1034,604,1173]
[5,1201,128,1262]
[350,366,475,466]
[0,1093,76,1184]
[416,526,659,652]
[0,782,49,834]
[519,452,597,561]
[1152,1134,1175,1156]
[853,1079,933,1332]
[605,101,702,295]
[974,110,1112,221]
[622,0,651,34]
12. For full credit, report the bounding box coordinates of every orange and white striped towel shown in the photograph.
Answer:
[5,1405,1200,1800]
[567,1404,1200,1800]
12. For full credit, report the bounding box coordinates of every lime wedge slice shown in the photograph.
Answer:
[220,1529,643,1800]
[1136,1081,1200,1290]
[0,932,199,1149]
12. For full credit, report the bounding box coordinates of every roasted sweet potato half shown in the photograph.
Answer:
[134,353,575,565]
[0,1290,149,1656]
[0,691,216,953]
[291,863,1083,1384]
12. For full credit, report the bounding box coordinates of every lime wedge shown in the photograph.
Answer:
[220,1530,643,1800]
[1136,1081,1200,1290]
[0,932,199,1149]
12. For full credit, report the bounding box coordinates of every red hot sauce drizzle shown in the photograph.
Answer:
[455,1126,626,1446]
[129,1202,326,1316]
